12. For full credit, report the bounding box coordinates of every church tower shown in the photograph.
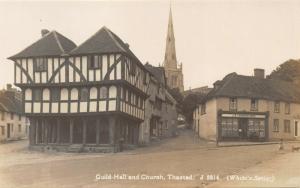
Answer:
[163,6,184,92]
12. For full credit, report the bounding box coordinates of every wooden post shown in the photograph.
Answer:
[44,120,48,145]
[96,118,100,145]
[109,117,115,145]
[35,120,39,144]
[29,118,36,145]
[69,119,74,144]
[56,119,60,144]
[83,119,87,145]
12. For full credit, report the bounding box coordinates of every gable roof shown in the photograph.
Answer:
[70,26,142,62]
[9,30,76,59]
[203,72,300,103]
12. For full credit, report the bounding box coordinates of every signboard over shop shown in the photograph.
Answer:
[222,113,266,119]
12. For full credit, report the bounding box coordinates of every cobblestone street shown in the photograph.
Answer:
[1,129,297,188]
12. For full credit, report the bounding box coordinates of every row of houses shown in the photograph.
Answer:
[0,84,29,142]
[193,69,300,142]
[7,27,178,152]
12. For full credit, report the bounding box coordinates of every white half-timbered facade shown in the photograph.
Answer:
[9,27,151,152]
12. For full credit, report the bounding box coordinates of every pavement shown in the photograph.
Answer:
[209,151,300,188]
[0,129,298,188]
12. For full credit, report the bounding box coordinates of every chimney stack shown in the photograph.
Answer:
[41,29,50,37]
[254,68,265,79]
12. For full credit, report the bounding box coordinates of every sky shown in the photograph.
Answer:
[1,0,300,90]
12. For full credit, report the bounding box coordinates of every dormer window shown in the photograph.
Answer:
[34,58,47,72]
[88,55,100,69]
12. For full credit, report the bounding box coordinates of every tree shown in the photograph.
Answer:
[182,93,206,128]
[268,59,300,83]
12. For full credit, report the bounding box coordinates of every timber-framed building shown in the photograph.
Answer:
[9,27,151,152]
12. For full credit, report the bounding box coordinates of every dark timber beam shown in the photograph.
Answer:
[96,118,100,145]
[69,119,74,144]
[83,119,87,145]
[56,119,60,144]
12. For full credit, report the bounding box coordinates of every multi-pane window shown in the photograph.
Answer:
[274,101,280,113]
[1,126,4,135]
[285,103,290,114]
[273,119,279,132]
[34,58,47,72]
[88,55,101,69]
[284,120,291,133]
[80,88,88,102]
[250,99,258,111]
[33,89,42,102]
[99,87,108,99]
[51,88,60,102]
[18,124,21,132]
[229,98,237,111]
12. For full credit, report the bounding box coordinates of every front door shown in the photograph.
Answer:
[295,121,299,137]
[238,119,248,138]
[7,124,10,138]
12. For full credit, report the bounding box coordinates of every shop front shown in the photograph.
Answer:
[218,111,269,141]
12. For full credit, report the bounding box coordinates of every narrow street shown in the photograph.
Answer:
[0,129,296,188]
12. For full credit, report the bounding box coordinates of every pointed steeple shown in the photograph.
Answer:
[164,5,177,69]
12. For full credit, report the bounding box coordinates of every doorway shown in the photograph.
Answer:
[238,119,248,138]
[7,124,10,138]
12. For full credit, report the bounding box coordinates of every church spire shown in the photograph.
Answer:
[164,5,177,69]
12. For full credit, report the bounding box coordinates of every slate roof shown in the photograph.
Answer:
[0,95,22,114]
[203,72,300,103]
[9,31,76,59]
[144,63,166,85]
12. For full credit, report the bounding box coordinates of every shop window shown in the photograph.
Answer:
[285,103,290,114]
[273,119,279,132]
[250,99,258,111]
[221,118,239,138]
[284,120,291,133]
[229,98,237,111]
[274,102,280,113]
